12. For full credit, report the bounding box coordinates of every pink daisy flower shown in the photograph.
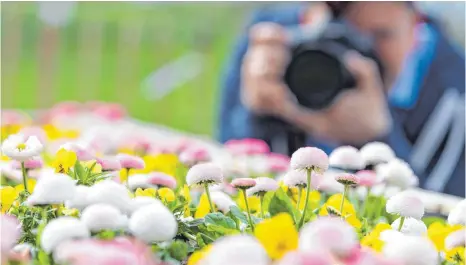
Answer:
[329,146,365,171]
[267,153,290,173]
[97,157,122,172]
[246,177,279,196]
[179,146,211,167]
[116,154,145,170]
[231,178,256,189]
[290,147,329,172]
[335,173,360,186]
[11,158,44,170]
[148,172,177,189]
[356,170,379,187]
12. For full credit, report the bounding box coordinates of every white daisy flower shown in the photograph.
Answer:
[26,173,77,205]
[210,191,237,213]
[445,229,465,250]
[299,217,357,258]
[186,162,223,186]
[64,185,91,211]
[1,134,43,162]
[246,177,279,196]
[386,191,425,219]
[129,197,164,214]
[329,146,365,171]
[383,235,438,265]
[376,159,418,189]
[360,142,395,166]
[448,199,466,226]
[86,180,132,214]
[379,229,404,243]
[80,203,128,232]
[283,170,321,189]
[391,217,427,236]
[40,217,90,253]
[202,235,270,265]
[129,204,177,243]
[127,174,156,191]
[290,147,329,172]
[318,170,344,194]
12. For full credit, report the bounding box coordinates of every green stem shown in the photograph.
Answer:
[361,187,372,218]
[260,194,265,219]
[397,216,405,231]
[124,168,129,188]
[297,186,303,212]
[182,232,197,241]
[241,189,255,232]
[204,183,215,213]
[340,185,349,219]
[20,161,29,194]
[297,168,312,229]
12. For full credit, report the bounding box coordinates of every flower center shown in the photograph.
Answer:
[16,143,26,151]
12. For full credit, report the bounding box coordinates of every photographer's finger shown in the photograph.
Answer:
[344,51,382,94]
[249,22,288,45]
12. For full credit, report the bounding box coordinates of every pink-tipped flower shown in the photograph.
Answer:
[290,147,329,172]
[299,217,357,258]
[96,157,122,172]
[1,110,28,126]
[117,154,145,169]
[283,170,321,189]
[360,141,395,166]
[93,103,127,122]
[54,237,160,265]
[391,217,427,236]
[246,177,279,196]
[1,215,21,254]
[329,146,365,171]
[267,153,290,173]
[231,178,256,189]
[277,250,335,265]
[11,158,43,170]
[356,170,379,187]
[445,229,465,250]
[335,173,360,186]
[50,101,82,116]
[179,146,211,167]
[386,191,425,219]
[60,142,95,161]
[186,162,224,186]
[148,172,177,189]
[383,235,437,265]
[242,138,270,155]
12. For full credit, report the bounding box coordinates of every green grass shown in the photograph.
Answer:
[1,2,256,137]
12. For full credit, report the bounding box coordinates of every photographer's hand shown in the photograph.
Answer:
[280,51,393,145]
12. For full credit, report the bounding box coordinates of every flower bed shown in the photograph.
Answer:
[1,102,465,265]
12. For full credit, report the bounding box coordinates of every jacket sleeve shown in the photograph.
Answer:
[216,10,270,143]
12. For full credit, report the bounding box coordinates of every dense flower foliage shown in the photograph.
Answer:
[0,102,464,265]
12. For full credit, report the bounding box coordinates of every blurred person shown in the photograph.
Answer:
[217,2,465,196]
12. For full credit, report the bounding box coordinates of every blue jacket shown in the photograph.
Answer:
[216,4,465,197]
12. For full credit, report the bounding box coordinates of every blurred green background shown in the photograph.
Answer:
[1,2,257,136]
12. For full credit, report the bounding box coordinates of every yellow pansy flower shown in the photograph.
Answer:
[237,195,261,214]
[290,188,321,211]
[255,213,298,260]
[319,194,362,229]
[132,154,179,176]
[427,222,463,251]
[82,160,102,173]
[158,188,175,203]
[0,186,19,213]
[52,148,77,173]
[195,193,216,219]
[43,124,80,140]
[445,247,465,264]
[135,188,157,197]
[14,179,37,194]
[187,245,212,265]
[361,223,392,252]
[182,184,192,217]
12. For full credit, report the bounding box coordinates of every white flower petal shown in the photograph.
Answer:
[41,217,90,253]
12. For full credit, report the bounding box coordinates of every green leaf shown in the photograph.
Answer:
[86,161,97,179]
[168,240,189,261]
[229,205,249,224]
[206,224,238,235]
[196,233,206,248]
[204,213,236,229]
[261,191,274,214]
[74,161,86,181]
[268,187,301,222]
[185,218,205,227]
[37,250,50,265]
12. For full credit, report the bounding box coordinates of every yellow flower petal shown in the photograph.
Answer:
[158,188,175,203]
[187,245,212,265]
[14,179,36,193]
[255,213,298,260]
[52,148,77,173]
[237,195,261,214]
[195,193,213,219]
[0,186,19,213]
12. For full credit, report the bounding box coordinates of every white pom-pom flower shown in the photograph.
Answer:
[379,229,404,243]
[186,162,223,186]
[290,147,329,172]
[360,142,395,165]
[87,180,132,214]
[80,203,128,232]
[40,217,90,253]
[129,204,177,243]
[129,197,164,214]
[1,134,43,162]
[386,191,425,219]
[448,199,466,226]
[64,185,91,210]
[210,191,237,213]
[383,235,438,265]
[318,170,344,194]
[27,173,77,205]
[246,177,279,196]
[299,217,357,258]
[329,146,365,171]
[202,235,270,265]
[283,170,321,189]
[445,229,465,250]
[391,217,427,236]
[127,174,156,191]
[377,159,418,189]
